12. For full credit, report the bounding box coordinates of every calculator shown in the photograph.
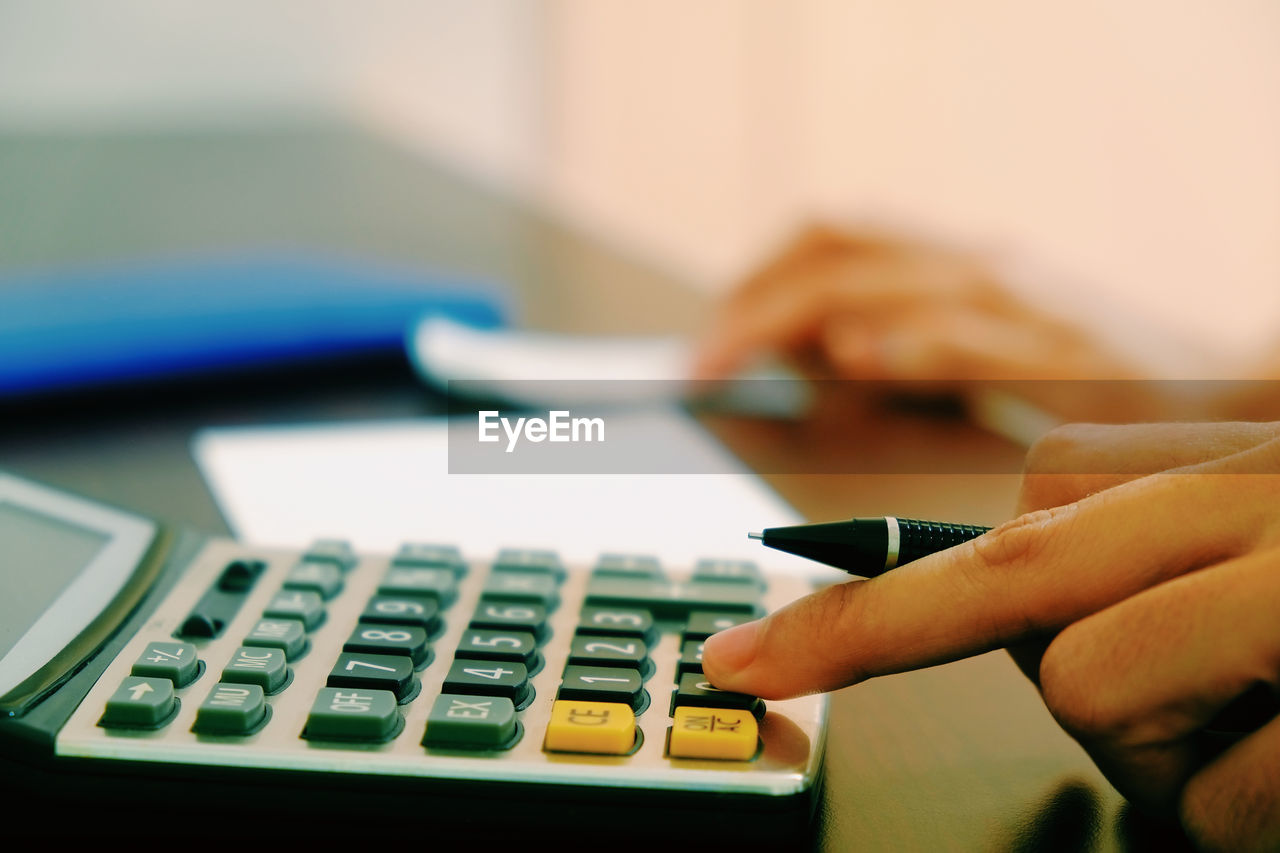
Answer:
[0,471,827,842]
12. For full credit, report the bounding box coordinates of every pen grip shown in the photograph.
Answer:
[895,518,991,566]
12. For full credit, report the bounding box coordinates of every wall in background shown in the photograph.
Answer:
[2,1,1277,368]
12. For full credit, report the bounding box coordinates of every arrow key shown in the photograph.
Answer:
[100,676,177,728]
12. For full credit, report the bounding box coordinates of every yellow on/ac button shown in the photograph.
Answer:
[668,706,758,760]
[545,700,636,754]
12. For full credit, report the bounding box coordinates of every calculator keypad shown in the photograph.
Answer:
[66,537,825,813]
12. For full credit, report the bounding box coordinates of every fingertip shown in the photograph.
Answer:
[701,619,762,690]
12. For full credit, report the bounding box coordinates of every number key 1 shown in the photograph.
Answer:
[558,665,647,713]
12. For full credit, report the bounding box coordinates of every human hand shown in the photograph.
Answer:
[691,224,1137,386]
[702,421,1280,850]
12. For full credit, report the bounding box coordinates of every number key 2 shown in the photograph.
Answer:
[567,635,649,670]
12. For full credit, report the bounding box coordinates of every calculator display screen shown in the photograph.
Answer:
[0,474,155,707]
[0,501,109,661]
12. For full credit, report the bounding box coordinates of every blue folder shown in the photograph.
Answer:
[0,253,509,396]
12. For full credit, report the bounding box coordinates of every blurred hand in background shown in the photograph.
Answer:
[692,224,1139,384]
[692,224,1280,424]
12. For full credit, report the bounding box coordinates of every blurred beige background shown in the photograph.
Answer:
[3,0,1277,371]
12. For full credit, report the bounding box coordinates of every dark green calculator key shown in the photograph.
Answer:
[217,559,266,592]
[684,611,756,641]
[584,577,759,620]
[567,635,649,671]
[678,639,705,676]
[559,665,646,712]
[422,694,519,749]
[454,629,538,667]
[263,590,325,630]
[360,596,443,635]
[193,683,267,735]
[442,660,532,708]
[469,601,548,642]
[671,672,765,719]
[303,539,357,573]
[343,625,431,667]
[493,548,565,580]
[328,653,416,701]
[378,567,458,606]
[482,570,560,609]
[692,559,765,588]
[283,561,343,600]
[393,543,467,576]
[305,688,401,741]
[576,606,656,644]
[222,646,289,692]
[100,676,177,728]
[592,553,663,579]
[243,618,307,660]
[131,641,199,686]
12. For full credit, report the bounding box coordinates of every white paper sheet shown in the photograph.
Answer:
[192,413,821,576]
[408,316,810,416]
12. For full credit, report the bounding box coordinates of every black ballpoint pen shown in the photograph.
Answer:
[749,517,992,576]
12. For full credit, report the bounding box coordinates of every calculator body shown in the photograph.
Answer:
[0,472,827,842]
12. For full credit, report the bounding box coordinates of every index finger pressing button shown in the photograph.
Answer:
[671,672,764,719]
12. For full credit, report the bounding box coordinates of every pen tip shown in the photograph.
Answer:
[747,531,764,540]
